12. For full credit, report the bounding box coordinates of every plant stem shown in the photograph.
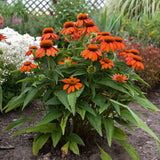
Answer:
[47,57,55,90]
[71,116,75,133]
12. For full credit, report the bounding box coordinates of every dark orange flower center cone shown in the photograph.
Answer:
[88,44,99,51]
[43,28,54,34]
[85,21,95,27]
[77,13,88,20]
[133,55,142,61]
[104,36,114,42]
[130,49,139,55]
[40,40,53,49]
[114,37,123,42]
[64,22,74,28]
[24,62,32,66]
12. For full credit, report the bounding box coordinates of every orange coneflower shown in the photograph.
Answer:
[126,55,144,71]
[0,33,6,40]
[58,57,77,65]
[20,61,37,72]
[62,76,83,94]
[99,58,114,69]
[60,21,78,35]
[99,36,117,52]
[81,20,99,36]
[91,32,111,42]
[114,37,126,50]
[64,29,81,42]
[119,49,140,58]
[82,44,102,61]
[25,46,38,56]
[41,27,59,41]
[129,49,139,55]
[112,73,128,83]
[35,40,59,58]
[75,13,90,27]
[119,49,133,58]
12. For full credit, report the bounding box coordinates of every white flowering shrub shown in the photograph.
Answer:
[0,27,40,84]
[0,27,40,105]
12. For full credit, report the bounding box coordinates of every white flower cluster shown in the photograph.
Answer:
[0,27,41,84]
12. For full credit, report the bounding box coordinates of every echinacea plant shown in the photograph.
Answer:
[3,14,160,159]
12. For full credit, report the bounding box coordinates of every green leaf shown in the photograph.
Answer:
[86,112,102,136]
[99,103,110,114]
[77,101,96,116]
[132,73,150,87]
[67,91,76,115]
[37,110,62,125]
[97,144,112,160]
[113,127,127,140]
[97,78,130,95]
[123,83,135,96]
[92,94,107,106]
[4,118,32,132]
[116,139,139,160]
[133,95,160,111]
[75,85,84,97]
[22,87,41,110]
[90,84,96,98]
[76,107,86,120]
[67,86,84,115]
[71,70,87,77]
[16,78,37,84]
[26,123,57,133]
[54,90,70,111]
[0,85,2,111]
[43,90,52,102]
[3,88,31,112]
[121,109,160,143]
[45,97,61,105]
[111,102,121,115]
[33,133,50,156]
[51,130,61,147]
[5,95,26,112]
[60,112,70,135]
[114,117,133,131]
[11,127,31,137]
[54,68,64,77]
[103,118,114,147]
[61,141,70,155]
[67,133,85,146]
[69,141,80,155]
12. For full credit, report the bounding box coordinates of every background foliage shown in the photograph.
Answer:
[0,0,95,37]
[107,0,160,19]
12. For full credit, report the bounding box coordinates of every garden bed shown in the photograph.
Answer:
[0,85,160,160]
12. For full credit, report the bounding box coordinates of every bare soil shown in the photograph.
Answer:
[0,86,160,160]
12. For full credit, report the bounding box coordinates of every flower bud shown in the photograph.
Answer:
[90,32,97,39]
[87,65,96,73]
[38,74,45,81]
[65,60,72,67]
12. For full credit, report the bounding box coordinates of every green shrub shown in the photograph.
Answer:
[3,14,160,159]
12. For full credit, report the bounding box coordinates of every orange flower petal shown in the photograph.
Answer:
[63,84,70,90]
[68,86,72,94]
